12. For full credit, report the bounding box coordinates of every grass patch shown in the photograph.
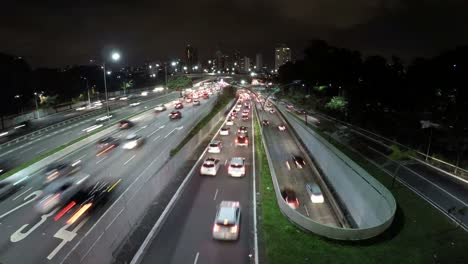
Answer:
[170,87,235,157]
[257,111,468,263]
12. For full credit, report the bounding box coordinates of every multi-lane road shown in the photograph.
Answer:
[0,91,221,264]
[140,99,256,264]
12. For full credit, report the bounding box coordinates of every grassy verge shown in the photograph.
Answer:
[257,111,468,263]
[170,87,235,156]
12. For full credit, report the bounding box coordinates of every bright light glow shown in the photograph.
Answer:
[250,72,257,77]
[123,140,138,149]
[194,66,199,70]
[141,91,149,96]
[54,201,76,221]
[183,66,187,70]
[71,160,81,167]
[208,60,212,64]
[107,71,112,75]
[171,61,177,66]
[153,87,164,92]
[149,65,152,69]
[66,203,93,224]
[14,124,26,129]
[111,52,121,61]
[240,80,246,85]
[0,132,8,137]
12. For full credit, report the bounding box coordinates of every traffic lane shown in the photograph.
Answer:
[262,110,339,226]
[0,97,219,264]
[0,93,180,172]
[141,104,253,264]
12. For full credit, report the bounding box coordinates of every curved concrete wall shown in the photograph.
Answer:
[260,106,396,240]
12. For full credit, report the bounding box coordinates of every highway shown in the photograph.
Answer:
[0,91,221,264]
[256,103,339,226]
[0,91,180,177]
[140,99,255,264]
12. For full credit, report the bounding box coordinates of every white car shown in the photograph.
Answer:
[119,97,129,101]
[306,183,324,203]
[228,157,246,177]
[141,91,149,96]
[269,109,276,114]
[208,140,223,154]
[96,115,112,122]
[212,201,241,240]
[278,124,286,131]
[220,127,230,136]
[123,134,145,149]
[154,104,166,112]
[200,158,221,176]
[129,102,141,107]
[226,119,234,126]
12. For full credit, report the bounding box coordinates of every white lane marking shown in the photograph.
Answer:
[193,252,200,264]
[47,218,89,260]
[36,148,47,154]
[124,154,136,166]
[224,159,228,166]
[148,125,165,137]
[12,187,32,201]
[152,135,161,142]
[0,191,42,220]
[304,205,310,217]
[19,147,33,154]
[213,189,219,201]
[80,232,105,262]
[96,157,106,164]
[10,208,58,242]
[252,105,259,264]
[164,128,176,138]
[105,207,125,230]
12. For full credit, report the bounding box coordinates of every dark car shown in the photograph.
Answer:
[0,180,23,200]
[96,137,120,156]
[193,100,201,106]
[175,103,184,109]
[169,111,182,120]
[237,126,248,135]
[292,155,306,169]
[281,188,299,209]
[119,120,134,129]
[43,163,80,185]
[262,120,270,126]
[235,135,249,147]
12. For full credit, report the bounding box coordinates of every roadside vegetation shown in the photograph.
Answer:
[256,111,468,263]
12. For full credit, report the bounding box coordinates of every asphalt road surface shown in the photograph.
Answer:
[257,104,339,226]
[0,93,220,264]
[0,92,181,177]
[140,100,255,264]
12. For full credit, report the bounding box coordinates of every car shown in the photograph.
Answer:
[55,178,122,224]
[96,137,120,156]
[278,124,286,131]
[208,140,223,153]
[169,111,182,120]
[282,189,299,209]
[292,155,306,169]
[237,126,248,135]
[96,115,112,123]
[241,115,249,121]
[129,102,141,107]
[269,109,276,114]
[185,97,192,103]
[235,135,249,147]
[35,173,90,214]
[220,127,230,136]
[228,157,246,177]
[212,201,241,240]
[262,120,270,126]
[193,100,201,106]
[119,120,134,129]
[154,104,166,112]
[242,109,249,113]
[0,180,23,200]
[226,119,234,126]
[200,158,221,176]
[203,93,209,99]
[241,111,249,118]
[43,162,80,186]
[123,134,145,149]
[175,102,184,109]
[306,183,324,203]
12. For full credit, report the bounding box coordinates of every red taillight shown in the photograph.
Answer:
[245,139,248,144]
[54,201,76,221]
[235,139,238,143]
[213,224,220,232]
[230,225,238,233]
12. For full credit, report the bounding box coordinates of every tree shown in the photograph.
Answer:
[167,76,192,90]
[121,80,134,95]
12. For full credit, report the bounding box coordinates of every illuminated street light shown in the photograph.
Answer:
[103,51,121,119]
[106,71,112,75]
[194,65,199,70]
[111,52,121,61]
[149,65,152,69]
[183,66,188,71]
[171,61,177,66]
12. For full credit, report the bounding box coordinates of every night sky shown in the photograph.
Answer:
[1,0,468,67]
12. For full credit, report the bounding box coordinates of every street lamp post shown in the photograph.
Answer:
[102,51,121,119]
[34,92,40,119]
[81,77,91,106]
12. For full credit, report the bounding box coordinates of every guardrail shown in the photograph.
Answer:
[258,105,396,240]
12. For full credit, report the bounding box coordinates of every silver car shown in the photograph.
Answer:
[212,201,241,240]
[200,158,221,176]
[228,157,246,177]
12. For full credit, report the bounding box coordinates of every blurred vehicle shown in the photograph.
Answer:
[278,124,286,131]
[212,201,241,240]
[0,179,23,200]
[43,162,80,186]
[228,157,246,177]
[96,115,112,123]
[169,111,182,120]
[226,119,234,126]
[200,158,221,176]
[129,102,141,107]
[175,102,184,109]
[154,104,167,112]
[35,173,90,214]
[220,127,230,136]
[123,134,145,150]
[269,109,276,114]
[242,109,249,113]
[237,126,248,135]
[282,189,299,209]
[96,137,120,156]
[208,140,223,154]
[193,100,201,106]
[185,97,192,103]
[203,93,209,99]
[141,91,149,96]
[262,120,270,126]
[120,97,129,101]
[55,178,121,224]
[241,115,249,121]
[235,135,249,147]
[291,155,306,169]
[119,120,134,129]
[306,183,324,203]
